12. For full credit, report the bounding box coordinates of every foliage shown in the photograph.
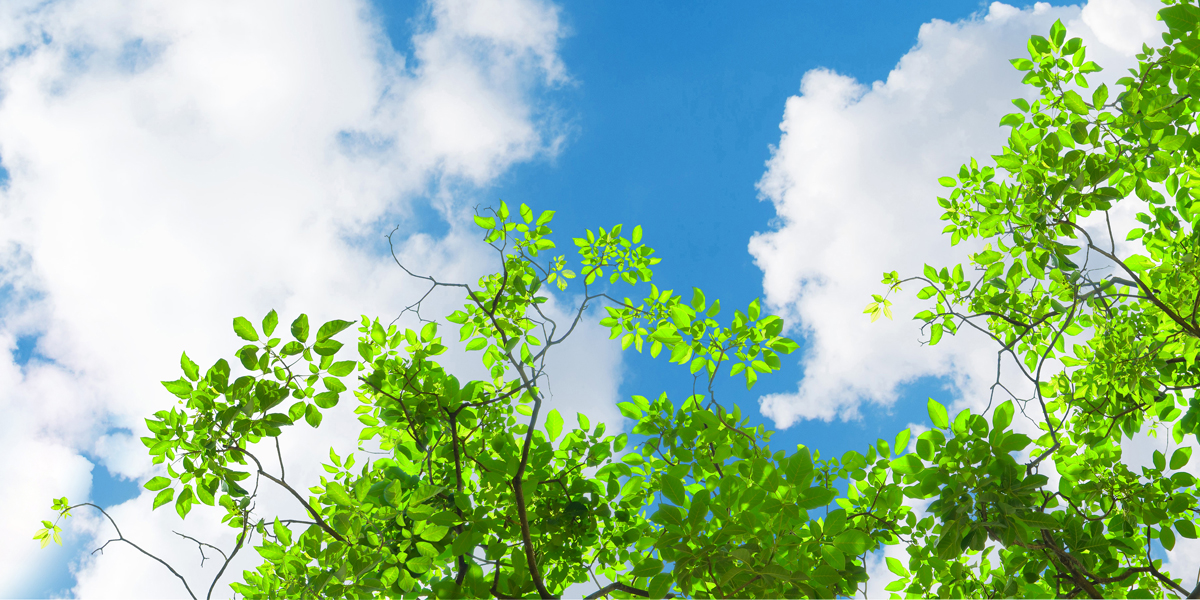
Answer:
[37,200,920,599]
[39,1,1200,598]
[868,1,1200,597]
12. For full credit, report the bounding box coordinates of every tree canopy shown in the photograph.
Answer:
[36,0,1200,598]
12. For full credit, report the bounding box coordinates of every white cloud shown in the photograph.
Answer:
[750,0,1164,429]
[748,0,1174,595]
[0,0,624,597]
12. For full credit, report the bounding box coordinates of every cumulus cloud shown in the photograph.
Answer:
[750,0,1163,429]
[0,0,624,597]
[748,0,1185,594]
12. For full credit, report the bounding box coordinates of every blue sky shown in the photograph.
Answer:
[0,0,1180,597]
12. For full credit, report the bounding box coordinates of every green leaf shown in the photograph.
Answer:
[938,176,957,187]
[1161,134,1189,151]
[420,321,437,343]
[288,401,307,423]
[420,524,449,542]
[1017,511,1063,530]
[255,544,285,562]
[798,485,837,510]
[927,398,949,429]
[1162,525,1178,551]
[305,404,323,428]
[618,401,643,419]
[233,317,259,342]
[822,545,845,570]
[916,437,934,461]
[1062,90,1089,115]
[930,323,944,345]
[162,378,192,399]
[1000,433,1032,453]
[381,566,400,587]
[1155,450,1167,471]
[474,215,496,230]
[993,399,1014,431]
[152,487,175,510]
[180,352,199,382]
[465,338,487,351]
[1176,519,1198,539]
[886,556,909,577]
[894,428,911,454]
[1172,447,1193,470]
[661,475,686,506]
[316,319,354,343]
[1009,58,1034,71]
[1124,254,1155,272]
[545,409,563,441]
[273,517,292,546]
[327,360,355,377]
[1161,5,1200,33]
[630,557,663,578]
[313,339,343,356]
[175,484,193,518]
[889,454,924,474]
[832,529,871,555]
[262,310,279,337]
[144,476,171,491]
[999,113,1024,128]
[648,573,672,600]
[1048,19,1066,46]
[314,391,339,409]
[291,314,310,343]
[688,488,710,528]
[326,482,354,507]
[975,250,1002,265]
[992,153,1024,170]
[236,345,259,370]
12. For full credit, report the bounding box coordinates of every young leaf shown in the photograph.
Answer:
[894,428,911,455]
[1171,447,1192,470]
[144,476,171,491]
[305,404,323,428]
[889,454,924,474]
[545,409,563,441]
[993,399,1014,431]
[927,398,950,429]
[233,317,259,342]
[291,314,310,343]
[262,309,279,337]
[152,487,175,510]
[316,319,354,343]
[327,360,355,377]
[180,352,199,382]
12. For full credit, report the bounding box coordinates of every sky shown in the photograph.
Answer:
[0,0,1187,598]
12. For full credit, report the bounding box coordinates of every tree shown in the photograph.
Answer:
[39,201,904,600]
[39,1,1200,598]
[864,1,1200,597]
